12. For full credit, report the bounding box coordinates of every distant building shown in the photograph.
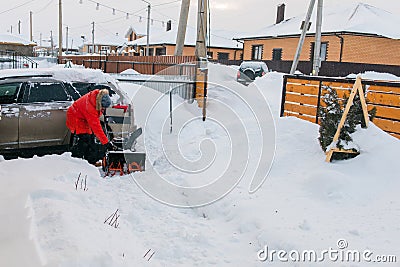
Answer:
[127,27,243,60]
[125,25,147,42]
[0,34,36,56]
[81,34,127,55]
[235,3,400,66]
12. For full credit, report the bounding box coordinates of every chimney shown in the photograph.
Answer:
[166,20,172,31]
[276,3,285,24]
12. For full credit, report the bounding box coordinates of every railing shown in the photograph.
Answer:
[114,73,196,101]
[0,50,38,69]
[281,75,400,139]
[59,55,198,101]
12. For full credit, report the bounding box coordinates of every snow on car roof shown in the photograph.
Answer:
[0,66,118,88]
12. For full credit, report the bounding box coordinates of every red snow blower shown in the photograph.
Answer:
[102,127,146,176]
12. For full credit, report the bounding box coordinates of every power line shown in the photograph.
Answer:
[152,0,181,7]
[34,0,55,14]
[0,0,36,15]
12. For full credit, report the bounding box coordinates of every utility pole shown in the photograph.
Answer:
[66,26,69,54]
[312,0,323,75]
[58,0,63,57]
[92,22,95,54]
[30,11,33,41]
[141,0,151,56]
[10,25,12,34]
[50,30,54,56]
[18,20,21,34]
[290,0,316,74]
[175,0,190,56]
[40,33,42,46]
[195,0,207,58]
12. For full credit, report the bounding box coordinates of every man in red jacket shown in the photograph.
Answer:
[66,88,116,164]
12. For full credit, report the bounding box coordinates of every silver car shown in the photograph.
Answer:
[0,69,135,159]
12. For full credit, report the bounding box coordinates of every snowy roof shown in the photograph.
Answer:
[129,27,243,49]
[237,2,400,40]
[84,34,128,46]
[0,33,36,46]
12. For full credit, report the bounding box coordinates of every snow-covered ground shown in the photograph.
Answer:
[1,63,399,266]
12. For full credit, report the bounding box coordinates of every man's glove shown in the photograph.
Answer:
[106,141,118,151]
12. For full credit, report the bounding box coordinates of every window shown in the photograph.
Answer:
[155,47,166,56]
[272,48,282,61]
[252,45,263,60]
[207,51,214,59]
[320,43,328,61]
[70,83,115,99]
[63,83,81,100]
[0,82,21,104]
[310,42,328,62]
[217,52,229,60]
[101,46,110,51]
[24,82,69,103]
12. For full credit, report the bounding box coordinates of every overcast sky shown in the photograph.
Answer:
[1,0,400,45]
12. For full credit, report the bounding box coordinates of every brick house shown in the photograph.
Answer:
[235,3,400,66]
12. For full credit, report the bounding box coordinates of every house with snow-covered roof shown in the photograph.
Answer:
[0,34,36,56]
[81,33,127,55]
[127,26,243,60]
[235,2,400,66]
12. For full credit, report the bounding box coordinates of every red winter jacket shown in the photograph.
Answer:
[66,89,109,145]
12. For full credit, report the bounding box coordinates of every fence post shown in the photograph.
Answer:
[152,62,155,75]
[280,75,288,117]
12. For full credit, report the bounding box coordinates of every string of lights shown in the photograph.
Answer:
[79,0,177,26]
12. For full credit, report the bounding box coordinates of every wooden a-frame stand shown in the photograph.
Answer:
[325,76,369,162]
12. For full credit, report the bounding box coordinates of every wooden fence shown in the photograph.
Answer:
[58,55,197,75]
[281,75,400,139]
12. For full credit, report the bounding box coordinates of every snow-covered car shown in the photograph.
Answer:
[236,61,269,85]
[0,68,136,158]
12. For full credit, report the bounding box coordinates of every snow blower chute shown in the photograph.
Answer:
[102,127,146,176]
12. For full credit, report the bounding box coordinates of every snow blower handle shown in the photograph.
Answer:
[107,141,119,151]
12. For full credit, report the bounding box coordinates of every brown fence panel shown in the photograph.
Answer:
[285,93,319,106]
[281,75,400,139]
[284,103,318,116]
[366,92,400,107]
[58,55,197,75]
[283,111,316,123]
[367,85,400,94]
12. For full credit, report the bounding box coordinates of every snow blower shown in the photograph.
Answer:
[102,127,146,176]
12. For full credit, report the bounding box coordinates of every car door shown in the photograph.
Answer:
[0,81,22,150]
[18,81,73,149]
